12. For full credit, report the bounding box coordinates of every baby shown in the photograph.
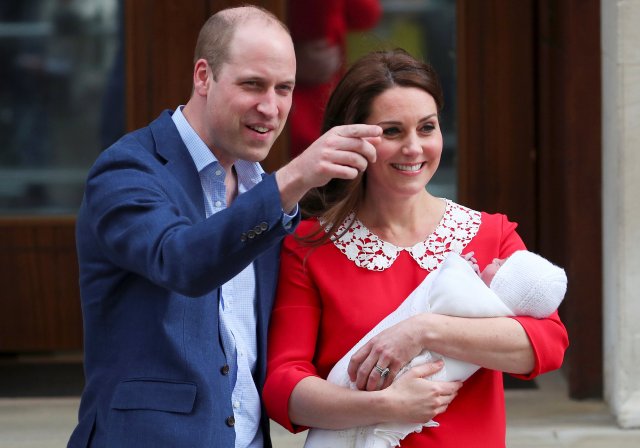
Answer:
[304,250,567,448]
[471,249,567,319]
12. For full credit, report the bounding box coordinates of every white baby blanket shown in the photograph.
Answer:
[303,251,562,448]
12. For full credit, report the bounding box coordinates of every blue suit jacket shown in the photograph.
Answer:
[68,111,297,447]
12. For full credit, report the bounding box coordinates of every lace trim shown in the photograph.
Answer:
[329,200,482,271]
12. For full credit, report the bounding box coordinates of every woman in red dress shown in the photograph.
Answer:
[263,49,568,447]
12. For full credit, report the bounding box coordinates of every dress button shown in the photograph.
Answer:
[226,415,235,427]
[220,365,230,375]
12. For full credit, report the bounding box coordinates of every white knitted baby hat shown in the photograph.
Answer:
[489,250,567,318]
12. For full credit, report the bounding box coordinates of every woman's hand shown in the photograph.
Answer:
[381,361,462,423]
[348,314,430,391]
[288,359,462,430]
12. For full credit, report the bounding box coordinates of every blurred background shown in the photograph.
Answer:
[0,0,639,444]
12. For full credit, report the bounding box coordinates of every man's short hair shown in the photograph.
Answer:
[193,5,289,79]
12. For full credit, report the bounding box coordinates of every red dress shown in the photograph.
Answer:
[263,201,569,447]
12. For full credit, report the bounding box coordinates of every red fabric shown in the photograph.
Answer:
[288,0,382,157]
[263,210,569,447]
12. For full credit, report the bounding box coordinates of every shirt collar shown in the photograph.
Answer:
[326,200,482,271]
[172,106,264,189]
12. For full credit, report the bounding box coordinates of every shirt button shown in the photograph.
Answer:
[215,170,222,176]
[233,400,240,409]
[220,365,230,375]
[226,415,235,427]
[214,200,222,207]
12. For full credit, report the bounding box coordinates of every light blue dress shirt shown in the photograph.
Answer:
[172,106,288,448]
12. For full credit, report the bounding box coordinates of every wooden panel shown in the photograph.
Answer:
[456,0,537,247]
[0,217,82,351]
[126,0,289,174]
[125,0,208,131]
[458,0,603,398]
[537,0,602,399]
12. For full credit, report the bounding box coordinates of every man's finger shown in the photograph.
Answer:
[335,124,382,139]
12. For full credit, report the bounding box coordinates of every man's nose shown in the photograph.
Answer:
[256,90,278,117]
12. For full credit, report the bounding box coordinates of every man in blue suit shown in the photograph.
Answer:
[68,5,381,448]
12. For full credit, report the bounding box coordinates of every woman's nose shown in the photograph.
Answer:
[401,134,422,155]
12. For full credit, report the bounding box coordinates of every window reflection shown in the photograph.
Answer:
[0,0,123,215]
[348,0,457,200]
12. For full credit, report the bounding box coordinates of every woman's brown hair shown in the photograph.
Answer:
[299,49,444,246]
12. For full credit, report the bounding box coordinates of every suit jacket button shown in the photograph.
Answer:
[260,221,268,231]
[240,233,247,242]
[247,230,256,239]
[226,415,235,427]
[220,365,230,375]
[254,225,262,234]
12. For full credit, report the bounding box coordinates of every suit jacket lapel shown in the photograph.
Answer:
[149,110,206,220]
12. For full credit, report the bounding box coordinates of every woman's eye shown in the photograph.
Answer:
[421,123,436,133]
[382,127,400,136]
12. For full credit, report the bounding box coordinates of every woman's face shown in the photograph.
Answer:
[364,86,443,200]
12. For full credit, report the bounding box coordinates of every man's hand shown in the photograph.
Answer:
[276,124,381,212]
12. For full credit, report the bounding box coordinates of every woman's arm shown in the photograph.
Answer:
[347,313,534,391]
[288,361,461,430]
[347,213,569,391]
[418,314,535,374]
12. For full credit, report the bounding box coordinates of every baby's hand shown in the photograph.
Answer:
[463,251,480,275]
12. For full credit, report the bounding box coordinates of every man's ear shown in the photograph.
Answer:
[193,59,211,96]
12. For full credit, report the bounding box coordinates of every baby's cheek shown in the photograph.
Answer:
[480,265,498,286]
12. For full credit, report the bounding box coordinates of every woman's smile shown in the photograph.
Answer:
[391,162,425,173]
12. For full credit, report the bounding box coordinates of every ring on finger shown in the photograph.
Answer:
[374,364,390,379]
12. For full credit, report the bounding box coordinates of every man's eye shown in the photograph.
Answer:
[276,85,293,94]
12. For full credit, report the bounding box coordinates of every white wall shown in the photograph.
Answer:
[602,0,640,429]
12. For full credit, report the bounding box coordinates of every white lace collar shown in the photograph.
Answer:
[328,200,481,271]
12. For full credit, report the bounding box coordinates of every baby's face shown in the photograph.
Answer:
[480,258,507,286]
